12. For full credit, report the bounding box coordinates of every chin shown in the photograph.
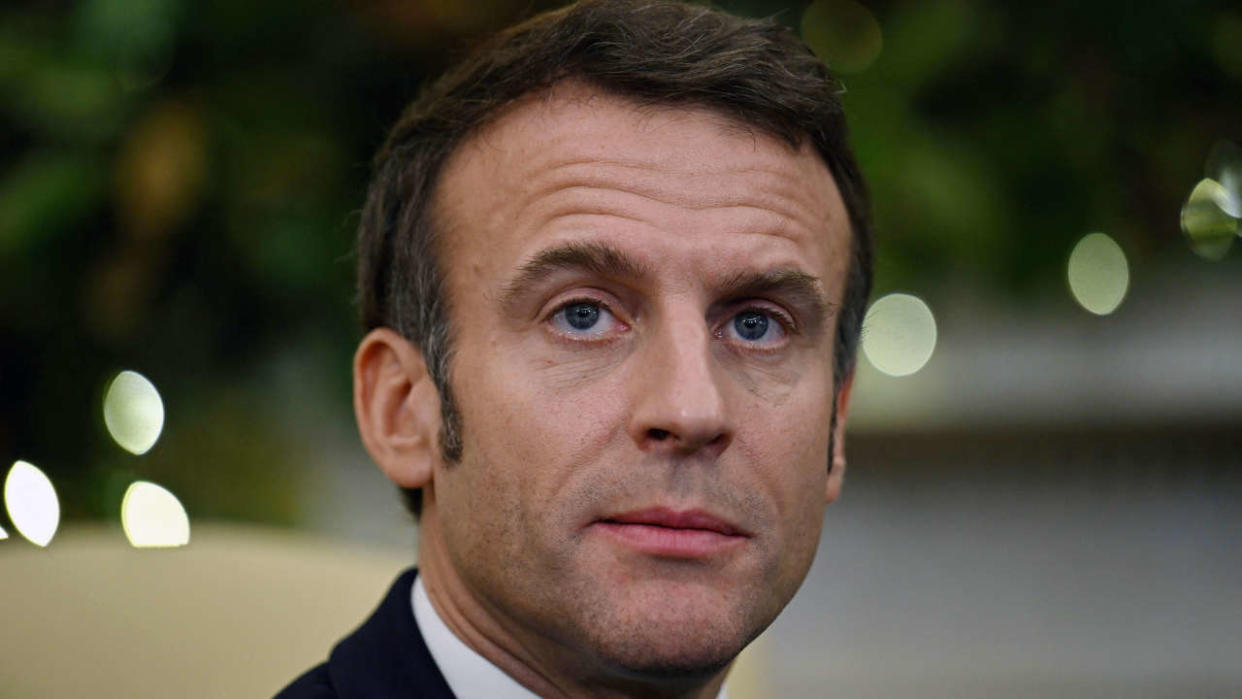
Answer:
[576,587,766,681]
[606,644,738,682]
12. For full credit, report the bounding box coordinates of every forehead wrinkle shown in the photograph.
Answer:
[542,157,818,212]
[443,95,852,295]
[530,188,814,237]
[453,82,844,217]
[511,173,831,251]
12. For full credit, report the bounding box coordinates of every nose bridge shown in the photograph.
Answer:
[630,300,732,455]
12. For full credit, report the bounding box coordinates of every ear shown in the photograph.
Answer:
[826,371,853,504]
[354,328,442,489]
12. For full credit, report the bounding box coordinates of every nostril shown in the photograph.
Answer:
[648,428,671,441]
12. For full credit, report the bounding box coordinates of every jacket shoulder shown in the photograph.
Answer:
[274,662,336,698]
[273,569,455,699]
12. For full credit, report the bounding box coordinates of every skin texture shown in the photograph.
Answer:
[354,83,853,699]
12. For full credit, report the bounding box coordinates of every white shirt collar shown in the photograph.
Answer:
[411,576,729,699]
[412,575,540,698]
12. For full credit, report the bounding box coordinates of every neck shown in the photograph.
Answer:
[416,498,730,699]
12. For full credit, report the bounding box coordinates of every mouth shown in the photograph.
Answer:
[592,507,750,558]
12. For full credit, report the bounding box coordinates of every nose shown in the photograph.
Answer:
[628,315,733,458]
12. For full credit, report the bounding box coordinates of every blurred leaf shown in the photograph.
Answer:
[801,0,884,74]
[0,151,105,258]
[875,0,980,90]
[1211,11,1242,80]
[115,98,208,239]
[73,0,179,59]
[0,24,44,86]
[5,56,129,141]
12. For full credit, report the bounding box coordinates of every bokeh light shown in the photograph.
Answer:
[121,481,190,548]
[862,293,938,377]
[1183,140,1242,260]
[4,460,60,547]
[1181,178,1238,260]
[801,0,884,74]
[103,370,165,455]
[0,523,8,540]
[1067,233,1129,316]
[1204,140,1242,218]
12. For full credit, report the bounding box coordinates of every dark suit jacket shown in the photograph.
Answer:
[275,568,457,698]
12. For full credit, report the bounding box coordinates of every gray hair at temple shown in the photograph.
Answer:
[355,0,874,518]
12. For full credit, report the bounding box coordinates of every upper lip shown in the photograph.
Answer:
[598,507,749,537]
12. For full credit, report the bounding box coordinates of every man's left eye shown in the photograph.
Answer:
[724,310,788,345]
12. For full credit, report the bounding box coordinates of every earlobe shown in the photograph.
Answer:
[354,328,442,489]
[826,371,854,504]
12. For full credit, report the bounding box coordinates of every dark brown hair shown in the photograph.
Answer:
[357,0,873,517]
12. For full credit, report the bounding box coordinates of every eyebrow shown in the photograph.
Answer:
[499,241,652,310]
[499,240,834,334]
[714,268,835,336]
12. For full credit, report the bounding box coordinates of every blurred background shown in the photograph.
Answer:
[2,0,1239,696]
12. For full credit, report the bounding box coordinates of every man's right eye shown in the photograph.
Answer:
[549,300,621,337]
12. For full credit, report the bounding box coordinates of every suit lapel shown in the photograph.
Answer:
[328,568,457,698]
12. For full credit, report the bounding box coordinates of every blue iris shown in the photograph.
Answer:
[733,311,769,341]
[564,302,600,330]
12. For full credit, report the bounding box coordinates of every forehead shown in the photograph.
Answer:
[432,82,850,294]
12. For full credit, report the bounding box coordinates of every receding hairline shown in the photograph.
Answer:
[449,78,812,169]
[428,76,853,264]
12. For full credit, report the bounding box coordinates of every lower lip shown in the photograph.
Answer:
[592,522,746,557]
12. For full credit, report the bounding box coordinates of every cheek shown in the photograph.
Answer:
[768,404,832,570]
[735,375,833,522]
[448,339,630,513]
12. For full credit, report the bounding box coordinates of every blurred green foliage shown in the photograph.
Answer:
[1,0,1237,525]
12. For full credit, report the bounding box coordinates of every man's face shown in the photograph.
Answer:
[426,84,851,679]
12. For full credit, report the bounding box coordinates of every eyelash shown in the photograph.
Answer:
[545,295,628,337]
[716,304,795,352]
[544,297,796,346]
[737,304,795,333]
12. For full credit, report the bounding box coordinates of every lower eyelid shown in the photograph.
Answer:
[715,320,786,349]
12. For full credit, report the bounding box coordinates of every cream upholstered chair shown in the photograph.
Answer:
[1,523,767,698]
[1,523,411,698]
